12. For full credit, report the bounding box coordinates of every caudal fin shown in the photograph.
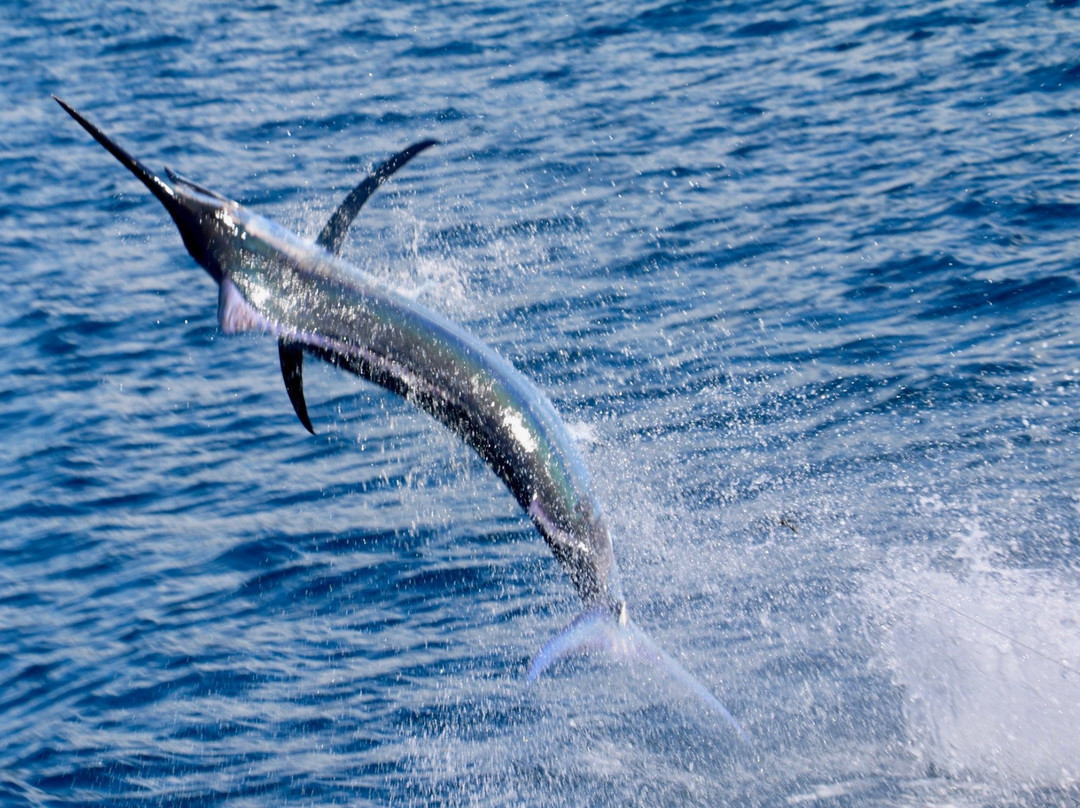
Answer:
[528,606,747,741]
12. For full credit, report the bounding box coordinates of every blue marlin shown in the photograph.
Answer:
[54,96,744,738]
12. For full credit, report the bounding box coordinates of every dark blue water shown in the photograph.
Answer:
[3,1,1080,805]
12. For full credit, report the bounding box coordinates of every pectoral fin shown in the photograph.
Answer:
[278,340,315,434]
[218,278,270,335]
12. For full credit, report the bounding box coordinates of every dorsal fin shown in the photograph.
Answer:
[278,340,314,434]
[164,167,232,202]
[280,140,436,433]
[316,140,438,255]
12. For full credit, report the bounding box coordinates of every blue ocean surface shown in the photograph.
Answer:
[3,0,1080,805]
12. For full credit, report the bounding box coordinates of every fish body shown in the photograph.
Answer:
[54,96,743,738]
[219,197,620,609]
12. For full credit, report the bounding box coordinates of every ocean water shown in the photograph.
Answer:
[3,0,1080,805]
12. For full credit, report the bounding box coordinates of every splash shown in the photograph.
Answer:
[869,519,1080,788]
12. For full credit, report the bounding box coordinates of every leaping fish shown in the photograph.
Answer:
[54,96,745,739]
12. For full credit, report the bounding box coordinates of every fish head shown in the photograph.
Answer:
[160,169,247,285]
[54,96,247,287]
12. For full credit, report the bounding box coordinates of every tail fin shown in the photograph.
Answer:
[528,605,747,741]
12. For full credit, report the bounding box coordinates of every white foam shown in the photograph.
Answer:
[867,520,1080,788]
[565,419,599,446]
